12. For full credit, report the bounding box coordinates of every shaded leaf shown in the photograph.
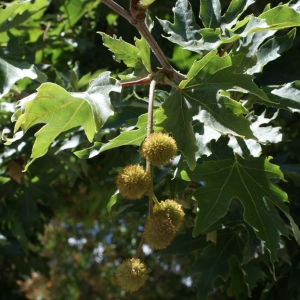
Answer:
[189,228,244,300]
[227,256,248,297]
[228,110,284,157]
[242,258,264,296]
[221,0,255,30]
[159,228,207,256]
[158,0,202,53]
[245,81,300,112]
[200,0,221,29]
[181,156,291,263]
[247,28,296,74]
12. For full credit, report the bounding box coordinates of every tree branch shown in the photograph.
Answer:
[101,0,185,82]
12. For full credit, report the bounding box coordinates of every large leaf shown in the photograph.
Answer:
[3,72,121,170]
[0,56,47,98]
[155,50,269,169]
[181,156,293,263]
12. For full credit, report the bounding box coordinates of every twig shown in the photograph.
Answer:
[219,42,235,57]
[135,235,145,258]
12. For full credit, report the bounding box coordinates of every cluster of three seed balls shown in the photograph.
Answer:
[115,132,185,292]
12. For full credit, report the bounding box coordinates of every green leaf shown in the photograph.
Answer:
[0,56,47,97]
[158,0,202,53]
[99,32,149,80]
[221,0,255,30]
[200,0,221,29]
[195,124,221,159]
[99,33,142,68]
[0,0,47,33]
[3,72,121,170]
[189,228,244,300]
[181,156,291,263]
[258,4,300,30]
[107,191,119,213]
[247,28,296,74]
[228,110,284,158]
[159,228,207,256]
[135,37,151,73]
[245,81,300,112]
[74,142,103,159]
[99,113,148,153]
[242,258,264,296]
[155,50,269,169]
[58,0,100,31]
[0,177,11,184]
[227,256,248,297]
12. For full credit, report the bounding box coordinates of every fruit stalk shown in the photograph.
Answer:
[146,79,156,217]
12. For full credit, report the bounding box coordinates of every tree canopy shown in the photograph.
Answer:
[1,0,300,299]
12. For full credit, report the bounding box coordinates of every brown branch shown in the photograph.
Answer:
[219,42,235,57]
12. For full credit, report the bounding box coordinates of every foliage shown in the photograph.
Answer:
[1,0,300,299]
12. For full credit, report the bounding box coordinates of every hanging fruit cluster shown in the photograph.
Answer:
[115,132,185,292]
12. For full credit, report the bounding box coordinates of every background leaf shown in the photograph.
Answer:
[0,56,47,97]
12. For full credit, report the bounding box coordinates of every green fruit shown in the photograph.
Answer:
[115,258,148,292]
[144,214,175,250]
[141,132,177,166]
[116,165,151,200]
[154,200,185,231]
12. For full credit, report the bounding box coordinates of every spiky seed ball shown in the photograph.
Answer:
[154,200,185,232]
[144,214,176,250]
[115,258,148,292]
[142,132,178,166]
[116,165,151,200]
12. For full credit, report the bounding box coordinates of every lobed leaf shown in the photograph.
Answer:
[181,156,293,264]
[3,72,121,170]
[155,50,269,169]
